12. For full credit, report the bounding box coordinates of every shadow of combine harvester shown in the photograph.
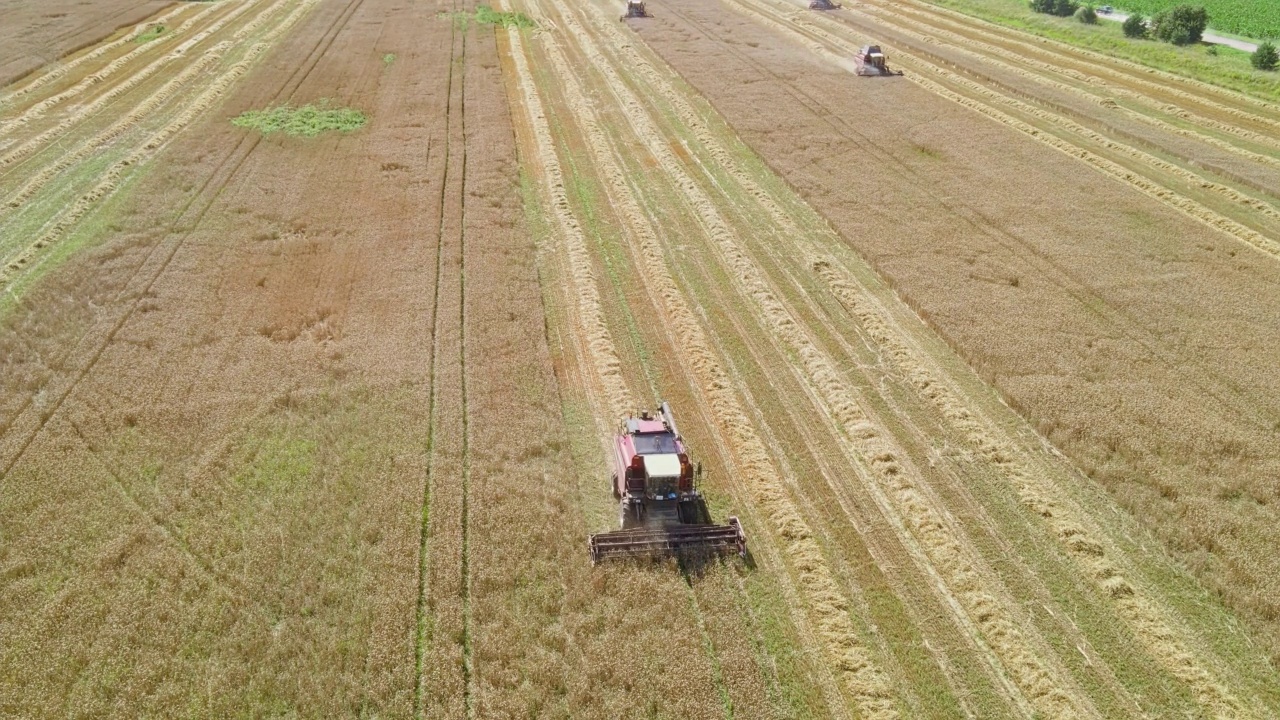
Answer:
[588,402,748,564]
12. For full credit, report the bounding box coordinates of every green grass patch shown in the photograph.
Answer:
[382,52,396,65]
[441,6,536,29]
[231,101,367,138]
[134,25,166,44]
[475,5,536,28]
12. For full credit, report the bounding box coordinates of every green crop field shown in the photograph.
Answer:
[1113,0,1280,39]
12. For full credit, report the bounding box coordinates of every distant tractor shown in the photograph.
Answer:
[854,44,902,76]
[588,402,747,563]
[621,0,650,19]
[809,0,841,10]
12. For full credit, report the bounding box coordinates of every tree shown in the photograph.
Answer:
[1122,13,1148,37]
[1150,5,1209,46]
[1028,0,1078,17]
[1252,41,1279,71]
[1075,5,1098,23]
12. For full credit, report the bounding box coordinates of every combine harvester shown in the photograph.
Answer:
[854,44,903,76]
[809,0,841,10]
[589,403,747,563]
[621,0,650,20]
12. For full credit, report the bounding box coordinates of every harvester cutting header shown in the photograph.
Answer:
[588,402,747,563]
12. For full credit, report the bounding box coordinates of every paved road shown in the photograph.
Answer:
[1098,10,1259,52]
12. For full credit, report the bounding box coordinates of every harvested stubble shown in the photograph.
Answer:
[517,0,902,715]
[503,11,777,719]
[636,0,1280,700]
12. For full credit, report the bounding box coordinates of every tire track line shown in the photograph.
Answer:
[416,7,468,717]
[456,22,474,720]
[511,3,899,716]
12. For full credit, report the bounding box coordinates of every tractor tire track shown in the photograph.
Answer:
[417,8,471,718]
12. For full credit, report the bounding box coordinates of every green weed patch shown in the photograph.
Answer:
[441,6,536,29]
[134,25,166,44]
[231,102,367,137]
[475,5,536,27]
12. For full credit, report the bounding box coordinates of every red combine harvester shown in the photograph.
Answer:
[588,402,747,563]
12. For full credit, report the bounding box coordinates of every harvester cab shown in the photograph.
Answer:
[809,0,841,10]
[854,44,902,76]
[588,402,747,563]
[621,0,650,20]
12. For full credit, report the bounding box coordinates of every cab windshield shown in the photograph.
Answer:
[632,432,679,455]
